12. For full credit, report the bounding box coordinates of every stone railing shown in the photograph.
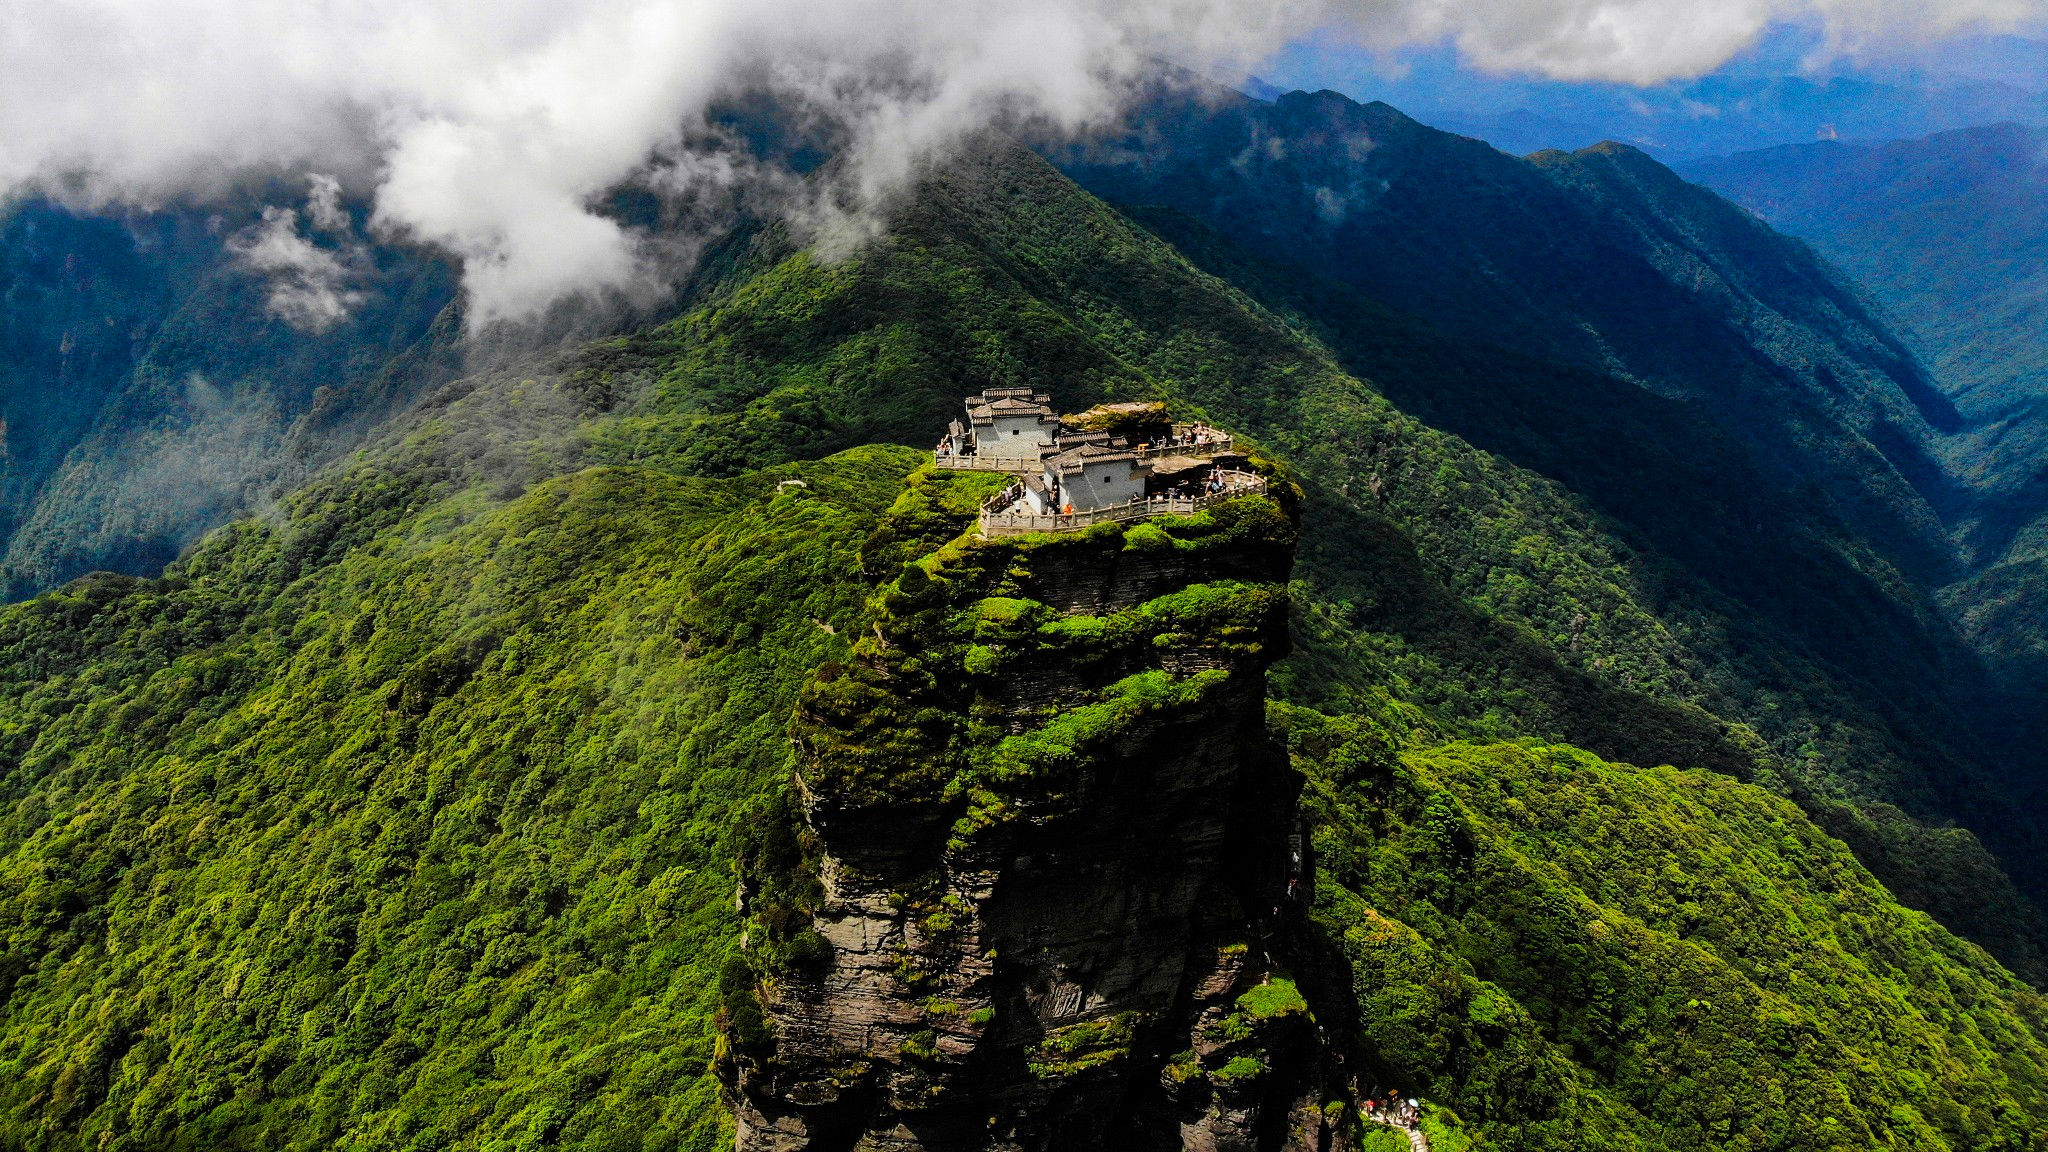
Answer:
[978,471,1267,537]
[1134,433,1232,460]
[933,432,1233,472]
[981,480,1026,514]
[933,453,1037,472]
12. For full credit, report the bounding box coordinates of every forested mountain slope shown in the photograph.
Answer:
[1682,126,2048,692]
[1292,713,2048,1152]
[0,445,904,1151]
[1681,124,2048,464]
[0,197,459,601]
[0,205,205,545]
[1039,92,2048,955]
[1052,85,1963,583]
[0,133,2046,1149]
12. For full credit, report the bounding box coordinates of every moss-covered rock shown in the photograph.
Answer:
[724,468,1335,1149]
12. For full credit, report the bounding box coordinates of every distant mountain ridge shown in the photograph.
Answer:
[1682,124,2048,690]
[1403,73,2048,160]
[1261,28,2048,159]
[1681,124,2048,432]
[1054,87,1963,575]
[0,197,461,601]
[1044,81,2048,971]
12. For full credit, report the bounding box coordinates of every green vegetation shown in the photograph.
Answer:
[0,119,2045,1152]
[1027,1014,1141,1079]
[0,430,921,1149]
[1358,1126,1412,1152]
[1683,125,2048,550]
[1418,1106,1478,1152]
[0,197,457,600]
[1208,1055,1265,1084]
[1686,126,2048,709]
[791,465,1291,822]
[1284,703,2048,1151]
[1235,978,1308,1021]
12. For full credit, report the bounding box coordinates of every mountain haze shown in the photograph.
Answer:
[1684,125,2048,692]
[0,196,460,601]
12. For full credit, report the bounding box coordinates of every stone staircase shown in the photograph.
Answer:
[1361,1106,1431,1151]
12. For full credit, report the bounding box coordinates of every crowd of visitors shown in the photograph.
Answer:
[1361,1093,1421,1128]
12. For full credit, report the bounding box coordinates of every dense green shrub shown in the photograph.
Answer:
[1282,703,2048,1151]
[0,445,921,1151]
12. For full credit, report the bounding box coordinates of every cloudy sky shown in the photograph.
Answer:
[3,0,2041,325]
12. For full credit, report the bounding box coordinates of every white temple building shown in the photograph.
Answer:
[934,391,1263,535]
[1023,437,1152,514]
[956,387,1059,462]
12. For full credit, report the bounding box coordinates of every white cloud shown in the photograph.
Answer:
[227,189,367,333]
[3,0,2041,324]
[1303,0,2047,83]
[306,173,351,233]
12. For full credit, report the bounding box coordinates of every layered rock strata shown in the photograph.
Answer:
[721,468,1353,1151]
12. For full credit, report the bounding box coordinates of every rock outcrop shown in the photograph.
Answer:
[720,466,1354,1151]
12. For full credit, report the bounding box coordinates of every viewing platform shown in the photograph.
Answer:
[978,470,1267,537]
[934,427,1234,472]
[932,453,1033,472]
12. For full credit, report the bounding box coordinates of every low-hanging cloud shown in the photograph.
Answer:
[227,180,368,333]
[3,0,2041,327]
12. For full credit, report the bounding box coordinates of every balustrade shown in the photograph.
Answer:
[934,431,1233,472]
[977,472,1267,537]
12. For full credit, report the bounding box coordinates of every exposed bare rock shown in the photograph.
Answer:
[720,476,1352,1150]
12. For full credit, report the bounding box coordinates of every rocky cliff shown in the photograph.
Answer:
[719,464,1353,1150]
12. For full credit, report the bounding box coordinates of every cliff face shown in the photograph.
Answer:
[721,466,1346,1151]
